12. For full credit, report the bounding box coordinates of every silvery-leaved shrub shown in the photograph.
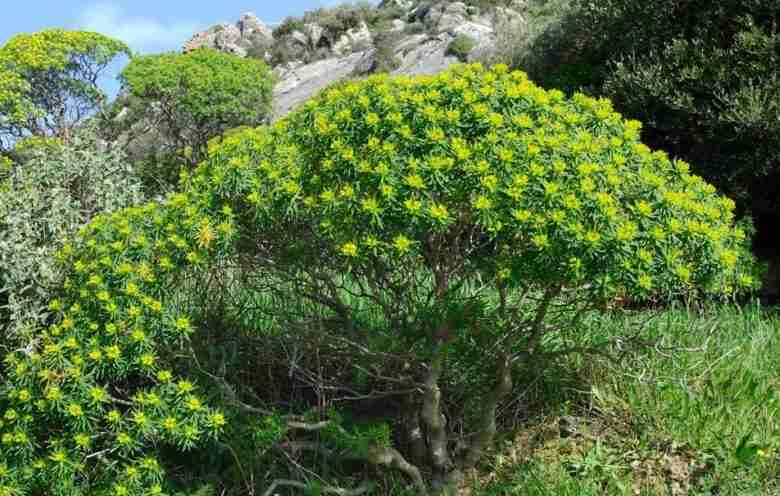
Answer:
[0,124,144,349]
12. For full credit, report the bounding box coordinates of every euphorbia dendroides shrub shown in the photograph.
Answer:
[0,29,130,149]
[0,64,755,495]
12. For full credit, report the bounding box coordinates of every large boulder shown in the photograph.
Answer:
[303,23,326,47]
[427,2,470,33]
[392,33,459,75]
[453,20,494,45]
[332,22,374,55]
[238,13,273,40]
[184,23,244,56]
[289,29,310,48]
[184,13,273,57]
[272,51,374,119]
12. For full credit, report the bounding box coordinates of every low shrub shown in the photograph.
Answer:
[447,34,477,61]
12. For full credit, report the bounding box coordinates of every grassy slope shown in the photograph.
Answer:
[473,304,780,495]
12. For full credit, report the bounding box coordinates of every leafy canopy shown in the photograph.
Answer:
[0,64,755,495]
[119,48,275,166]
[0,29,129,148]
[210,63,755,300]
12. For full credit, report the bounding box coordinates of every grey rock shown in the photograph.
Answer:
[353,48,379,75]
[391,19,407,32]
[332,22,373,56]
[392,34,459,76]
[452,21,494,44]
[393,33,429,55]
[289,30,310,47]
[184,13,272,57]
[238,13,273,40]
[453,20,495,61]
[379,0,414,10]
[303,23,325,47]
[272,51,373,119]
[213,24,246,57]
[430,2,470,33]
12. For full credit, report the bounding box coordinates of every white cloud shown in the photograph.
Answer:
[78,3,202,52]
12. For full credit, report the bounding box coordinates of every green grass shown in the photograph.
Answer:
[184,272,780,494]
[474,303,780,495]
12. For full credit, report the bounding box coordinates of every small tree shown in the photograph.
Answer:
[118,48,275,168]
[0,65,755,495]
[0,29,129,149]
[205,64,755,493]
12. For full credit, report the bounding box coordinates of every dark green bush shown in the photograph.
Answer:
[504,0,780,268]
[446,34,477,61]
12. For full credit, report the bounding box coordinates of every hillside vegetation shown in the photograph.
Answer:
[0,2,778,495]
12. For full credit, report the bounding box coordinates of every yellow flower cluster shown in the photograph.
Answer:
[0,188,234,493]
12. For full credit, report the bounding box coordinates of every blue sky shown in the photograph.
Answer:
[1,1,349,51]
[1,0,349,95]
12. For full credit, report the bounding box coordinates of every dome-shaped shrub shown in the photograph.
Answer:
[0,64,755,495]
[204,63,754,299]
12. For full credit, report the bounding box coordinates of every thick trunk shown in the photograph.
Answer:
[420,344,453,473]
[460,353,513,468]
[403,396,428,463]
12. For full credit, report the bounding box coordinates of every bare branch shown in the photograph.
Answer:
[367,446,429,496]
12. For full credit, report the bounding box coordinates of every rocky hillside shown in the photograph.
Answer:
[183,0,527,118]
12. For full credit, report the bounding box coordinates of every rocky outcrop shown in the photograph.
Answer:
[184,1,527,119]
[183,13,273,58]
[238,13,273,40]
[427,2,470,33]
[272,52,374,118]
[392,34,459,75]
[379,0,414,10]
[332,22,373,56]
